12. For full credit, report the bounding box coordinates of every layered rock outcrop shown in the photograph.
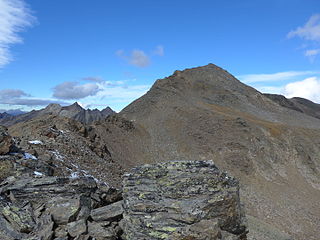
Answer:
[121,161,247,240]
[0,132,247,240]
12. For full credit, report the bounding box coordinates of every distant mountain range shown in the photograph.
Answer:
[0,102,115,126]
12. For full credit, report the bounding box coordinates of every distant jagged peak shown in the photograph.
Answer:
[44,103,62,113]
[62,102,84,112]
[101,106,115,115]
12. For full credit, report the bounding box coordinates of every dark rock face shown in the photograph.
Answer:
[264,93,320,120]
[0,175,123,240]
[0,126,13,155]
[122,161,247,240]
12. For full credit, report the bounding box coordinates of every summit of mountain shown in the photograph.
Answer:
[86,64,320,240]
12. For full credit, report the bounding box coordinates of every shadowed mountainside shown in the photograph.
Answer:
[264,93,320,120]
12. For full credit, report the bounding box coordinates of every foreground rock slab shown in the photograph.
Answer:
[122,160,248,240]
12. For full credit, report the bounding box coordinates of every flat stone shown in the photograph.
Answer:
[46,197,81,225]
[87,221,116,239]
[67,219,87,237]
[90,201,123,222]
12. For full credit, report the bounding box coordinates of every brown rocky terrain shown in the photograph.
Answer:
[0,126,245,239]
[3,63,320,239]
[87,64,319,240]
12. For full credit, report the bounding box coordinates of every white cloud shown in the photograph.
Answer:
[237,71,317,83]
[0,0,35,67]
[288,14,320,41]
[116,49,150,67]
[283,77,320,102]
[53,81,101,100]
[0,88,67,106]
[288,14,320,61]
[0,88,29,99]
[116,46,164,67]
[154,45,164,56]
[116,49,151,67]
[304,48,320,62]
[82,76,104,83]
[129,50,150,67]
[305,49,320,56]
[79,80,150,112]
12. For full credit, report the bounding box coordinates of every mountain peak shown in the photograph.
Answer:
[62,102,84,112]
[44,103,62,113]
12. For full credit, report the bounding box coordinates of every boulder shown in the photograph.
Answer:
[67,219,87,237]
[121,160,247,240]
[90,201,123,222]
[46,197,81,225]
[87,221,116,240]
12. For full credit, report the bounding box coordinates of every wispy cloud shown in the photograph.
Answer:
[237,71,317,83]
[116,45,164,68]
[0,88,67,106]
[288,14,320,62]
[154,45,164,56]
[82,76,104,83]
[116,49,151,67]
[304,48,320,62]
[53,81,101,100]
[0,89,29,98]
[288,14,320,41]
[0,0,35,67]
[73,78,150,112]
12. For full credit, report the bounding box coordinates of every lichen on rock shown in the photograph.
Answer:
[122,160,248,240]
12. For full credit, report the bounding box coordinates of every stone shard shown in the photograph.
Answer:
[87,221,116,240]
[90,200,123,222]
[121,160,247,240]
[67,219,87,237]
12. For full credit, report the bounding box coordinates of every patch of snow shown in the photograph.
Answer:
[71,163,79,169]
[70,172,80,179]
[81,169,104,184]
[24,153,37,160]
[28,140,43,145]
[34,171,43,176]
[50,150,64,162]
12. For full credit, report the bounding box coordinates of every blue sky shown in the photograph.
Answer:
[0,0,320,112]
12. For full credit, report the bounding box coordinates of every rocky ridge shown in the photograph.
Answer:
[264,93,320,120]
[0,128,246,239]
